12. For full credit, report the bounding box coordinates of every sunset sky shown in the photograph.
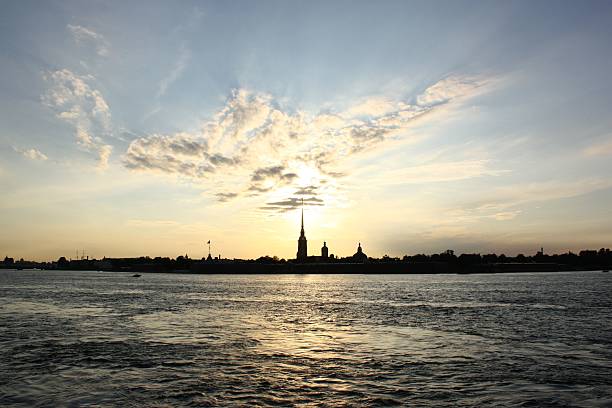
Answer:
[2,1,612,261]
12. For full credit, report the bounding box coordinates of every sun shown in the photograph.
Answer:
[295,163,321,186]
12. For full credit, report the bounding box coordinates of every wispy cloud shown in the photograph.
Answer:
[416,75,489,106]
[366,175,612,235]
[343,96,397,117]
[156,45,191,99]
[493,178,612,205]
[456,178,612,222]
[355,159,504,186]
[67,24,110,57]
[584,138,612,156]
[143,45,192,120]
[42,69,113,169]
[13,147,48,161]
[491,210,522,221]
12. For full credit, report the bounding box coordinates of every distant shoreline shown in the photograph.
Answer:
[5,249,611,275]
[2,262,609,275]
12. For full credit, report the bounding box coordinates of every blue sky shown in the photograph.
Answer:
[2,1,612,260]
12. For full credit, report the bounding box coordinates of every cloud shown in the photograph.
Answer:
[67,24,110,56]
[124,132,218,176]
[215,192,238,202]
[261,196,325,213]
[14,147,48,161]
[493,179,612,205]
[491,211,522,221]
[42,69,113,169]
[156,46,191,99]
[417,75,487,107]
[294,185,319,195]
[358,159,505,186]
[344,97,397,117]
[584,138,612,156]
[123,75,490,206]
[246,165,298,192]
[251,165,286,182]
[455,178,612,223]
[76,129,112,169]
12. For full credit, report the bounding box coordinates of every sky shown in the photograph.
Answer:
[1,0,612,261]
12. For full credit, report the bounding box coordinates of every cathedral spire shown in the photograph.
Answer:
[296,198,307,261]
[300,198,304,235]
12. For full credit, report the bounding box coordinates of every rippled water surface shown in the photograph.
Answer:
[1,270,611,407]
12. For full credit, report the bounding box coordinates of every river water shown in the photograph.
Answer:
[1,270,611,407]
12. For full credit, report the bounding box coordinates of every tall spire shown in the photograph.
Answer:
[296,198,307,261]
[300,198,304,235]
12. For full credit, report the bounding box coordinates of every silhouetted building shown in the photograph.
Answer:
[96,259,112,270]
[296,205,307,261]
[353,243,368,263]
[321,242,328,259]
[57,256,69,268]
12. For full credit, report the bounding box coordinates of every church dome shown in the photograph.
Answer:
[352,243,368,262]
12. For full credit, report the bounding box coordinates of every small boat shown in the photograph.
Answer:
[603,269,609,273]
[132,273,142,277]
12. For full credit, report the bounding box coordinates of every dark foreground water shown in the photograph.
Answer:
[1,270,611,407]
